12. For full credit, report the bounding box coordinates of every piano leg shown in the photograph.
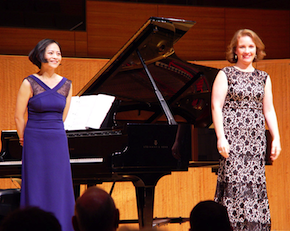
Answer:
[132,172,171,228]
[135,186,155,228]
[73,184,80,200]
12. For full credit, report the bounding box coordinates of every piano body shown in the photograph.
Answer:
[1,17,230,227]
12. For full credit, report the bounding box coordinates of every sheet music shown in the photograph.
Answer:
[64,94,115,130]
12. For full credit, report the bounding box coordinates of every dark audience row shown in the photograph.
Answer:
[0,186,232,231]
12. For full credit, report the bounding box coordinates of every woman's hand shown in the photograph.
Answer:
[270,138,281,161]
[19,138,24,146]
[217,136,230,158]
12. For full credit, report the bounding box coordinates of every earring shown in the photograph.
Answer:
[234,54,237,60]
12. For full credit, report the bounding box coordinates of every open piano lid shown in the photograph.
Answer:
[78,17,219,127]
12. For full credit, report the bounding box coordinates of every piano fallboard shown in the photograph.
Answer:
[0,126,271,181]
[0,124,192,182]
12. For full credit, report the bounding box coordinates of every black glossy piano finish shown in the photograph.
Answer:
[0,17,223,227]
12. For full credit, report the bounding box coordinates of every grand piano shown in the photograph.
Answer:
[1,17,223,227]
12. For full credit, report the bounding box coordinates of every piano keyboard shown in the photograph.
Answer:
[70,158,103,163]
[0,158,103,166]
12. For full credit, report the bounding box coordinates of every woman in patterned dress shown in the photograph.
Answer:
[211,29,281,230]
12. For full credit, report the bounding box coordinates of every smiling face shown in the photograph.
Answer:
[43,43,62,69]
[235,35,256,65]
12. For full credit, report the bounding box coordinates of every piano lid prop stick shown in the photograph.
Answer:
[136,48,177,125]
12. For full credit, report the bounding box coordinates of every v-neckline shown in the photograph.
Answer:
[32,74,64,90]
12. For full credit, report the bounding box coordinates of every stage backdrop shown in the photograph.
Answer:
[0,1,290,61]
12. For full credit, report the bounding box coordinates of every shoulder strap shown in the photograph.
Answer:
[25,75,46,96]
[56,78,72,97]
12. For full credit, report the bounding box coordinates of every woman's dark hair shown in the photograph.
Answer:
[226,29,266,63]
[28,39,62,69]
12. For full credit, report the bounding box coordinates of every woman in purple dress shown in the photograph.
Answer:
[15,39,75,231]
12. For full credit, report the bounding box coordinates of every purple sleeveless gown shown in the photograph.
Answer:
[21,75,75,231]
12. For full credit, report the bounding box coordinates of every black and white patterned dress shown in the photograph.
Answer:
[214,66,271,230]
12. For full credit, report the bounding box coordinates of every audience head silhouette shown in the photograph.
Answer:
[189,200,232,231]
[72,186,119,231]
[0,206,61,231]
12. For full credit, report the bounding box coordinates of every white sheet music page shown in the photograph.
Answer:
[64,94,115,130]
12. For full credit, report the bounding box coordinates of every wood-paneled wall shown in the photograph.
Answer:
[0,1,289,61]
[0,55,289,230]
